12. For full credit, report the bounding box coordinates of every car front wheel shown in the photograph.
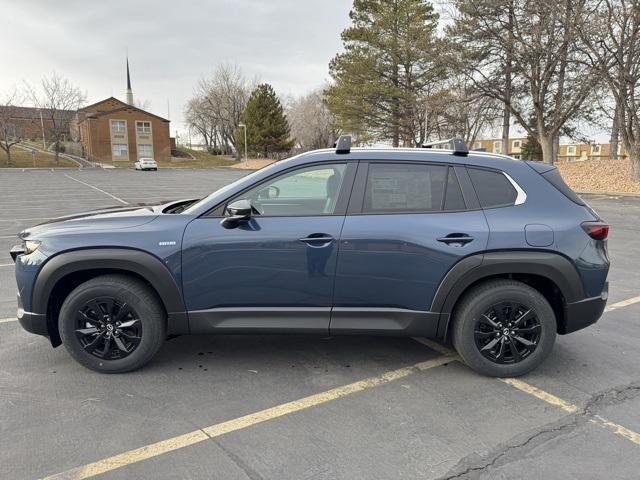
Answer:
[451,279,556,377]
[59,274,166,373]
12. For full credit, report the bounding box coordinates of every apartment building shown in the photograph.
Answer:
[471,137,628,162]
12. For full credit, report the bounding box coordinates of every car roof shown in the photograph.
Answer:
[294,146,524,170]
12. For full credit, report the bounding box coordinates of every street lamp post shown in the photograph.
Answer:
[238,123,248,163]
[39,109,46,150]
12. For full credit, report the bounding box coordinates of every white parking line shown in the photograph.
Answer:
[63,174,129,205]
[0,318,16,324]
[0,263,14,268]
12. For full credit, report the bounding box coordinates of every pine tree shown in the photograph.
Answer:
[325,0,441,146]
[521,133,542,162]
[238,84,294,158]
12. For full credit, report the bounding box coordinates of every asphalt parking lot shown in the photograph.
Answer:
[1,167,639,480]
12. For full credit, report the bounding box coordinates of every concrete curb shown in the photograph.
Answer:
[578,190,640,197]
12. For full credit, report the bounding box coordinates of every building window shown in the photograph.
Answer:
[566,145,577,156]
[512,140,521,149]
[493,141,502,154]
[473,141,482,150]
[110,120,126,134]
[136,121,152,134]
[591,144,601,155]
[112,144,128,157]
[138,144,153,158]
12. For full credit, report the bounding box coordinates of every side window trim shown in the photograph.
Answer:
[454,165,481,210]
[203,161,358,218]
[503,172,527,205]
[347,161,369,214]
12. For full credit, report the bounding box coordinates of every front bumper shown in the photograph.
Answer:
[561,281,608,334]
[16,292,47,336]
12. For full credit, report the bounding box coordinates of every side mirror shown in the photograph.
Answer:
[258,185,280,200]
[220,199,252,228]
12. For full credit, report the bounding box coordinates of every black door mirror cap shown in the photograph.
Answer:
[220,199,252,229]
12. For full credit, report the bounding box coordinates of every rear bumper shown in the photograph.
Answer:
[561,281,608,334]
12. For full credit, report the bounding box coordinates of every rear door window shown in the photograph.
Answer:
[467,167,518,208]
[362,163,465,213]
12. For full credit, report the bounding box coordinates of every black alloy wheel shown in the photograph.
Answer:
[474,302,541,364]
[75,297,142,360]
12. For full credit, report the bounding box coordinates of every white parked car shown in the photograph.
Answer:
[134,158,158,171]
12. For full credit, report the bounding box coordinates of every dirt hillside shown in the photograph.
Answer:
[557,159,640,194]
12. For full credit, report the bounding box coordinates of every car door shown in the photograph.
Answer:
[331,160,489,337]
[181,161,357,334]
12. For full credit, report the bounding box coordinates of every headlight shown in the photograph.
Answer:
[24,240,41,255]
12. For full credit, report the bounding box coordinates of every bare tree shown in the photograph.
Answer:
[26,73,86,162]
[580,0,640,179]
[184,97,218,150]
[0,89,24,165]
[287,89,339,152]
[451,0,600,164]
[434,80,502,145]
[191,64,253,160]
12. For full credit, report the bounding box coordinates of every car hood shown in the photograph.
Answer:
[18,199,197,239]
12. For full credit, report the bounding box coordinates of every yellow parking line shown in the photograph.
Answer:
[502,378,640,446]
[0,317,17,324]
[500,378,578,413]
[42,354,455,480]
[591,415,640,446]
[605,295,640,312]
[412,336,456,356]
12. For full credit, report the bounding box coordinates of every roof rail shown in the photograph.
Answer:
[422,138,468,156]
[334,134,351,153]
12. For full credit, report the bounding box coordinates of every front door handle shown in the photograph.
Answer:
[437,233,474,246]
[299,234,334,246]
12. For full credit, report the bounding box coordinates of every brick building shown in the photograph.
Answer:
[76,98,171,163]
[76,59,171,163]
[0,105,73,143]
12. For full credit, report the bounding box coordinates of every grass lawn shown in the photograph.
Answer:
[0,148,77,168]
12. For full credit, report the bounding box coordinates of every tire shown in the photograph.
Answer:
[59,274,166,373]
[451,279,556,377]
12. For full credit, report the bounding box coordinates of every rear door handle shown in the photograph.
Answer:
[298,234,334,246]
[437,233,474,246]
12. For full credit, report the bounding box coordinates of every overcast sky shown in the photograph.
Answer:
[1,0,353,135]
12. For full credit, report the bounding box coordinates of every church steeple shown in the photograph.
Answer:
[126,56,134,105]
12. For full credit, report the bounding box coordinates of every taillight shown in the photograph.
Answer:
[582,222,609,240]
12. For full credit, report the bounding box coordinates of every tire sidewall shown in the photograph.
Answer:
[59,281,164,373]
[455,284,556,377]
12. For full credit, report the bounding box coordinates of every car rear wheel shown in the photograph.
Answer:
[59,274,166,373]
[451,279,556,377]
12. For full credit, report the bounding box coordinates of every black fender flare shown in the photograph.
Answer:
[33,248,189,335]
[431,251,585,337]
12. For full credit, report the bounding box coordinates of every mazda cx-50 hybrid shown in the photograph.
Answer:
[11,137,609,376]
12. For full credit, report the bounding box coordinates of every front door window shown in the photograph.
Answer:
[238,163,347,216]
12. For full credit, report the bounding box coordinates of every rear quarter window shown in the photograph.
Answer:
[467,167,518,208]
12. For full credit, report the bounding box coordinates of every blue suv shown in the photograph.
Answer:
[11,137,609,376]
